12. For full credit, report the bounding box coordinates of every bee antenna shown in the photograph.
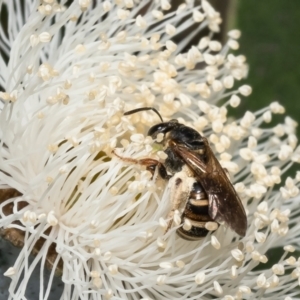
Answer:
[124,107,164,122]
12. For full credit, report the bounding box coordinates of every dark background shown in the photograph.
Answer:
[236,0,300,272]
[237,0,300,135]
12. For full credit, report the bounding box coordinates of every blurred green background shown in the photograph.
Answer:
[235,0,300,271]
[236,0,300,136]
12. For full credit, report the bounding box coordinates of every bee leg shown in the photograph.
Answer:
[137,158,170,180]
[165,172,193,234]
[112,150,170,180]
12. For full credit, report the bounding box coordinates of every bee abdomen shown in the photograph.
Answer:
[177,181,219,240]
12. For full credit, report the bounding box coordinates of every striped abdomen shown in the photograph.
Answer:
[177,180,219,240]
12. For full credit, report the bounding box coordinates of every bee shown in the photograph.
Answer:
[113,107,247,238]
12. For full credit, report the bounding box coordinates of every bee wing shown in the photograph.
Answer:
[168,143,208,173]
[206,176,247,237]
[170,139,247,237]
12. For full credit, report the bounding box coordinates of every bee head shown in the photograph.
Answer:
[124,107,181,143]
[147,119,179,142]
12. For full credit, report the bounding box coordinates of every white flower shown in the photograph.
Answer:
[0,0,300,299]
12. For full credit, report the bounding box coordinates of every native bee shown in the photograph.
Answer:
[113,107,247,239]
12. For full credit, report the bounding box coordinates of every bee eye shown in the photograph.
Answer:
[147,122,177,139]
[148,124,162,138]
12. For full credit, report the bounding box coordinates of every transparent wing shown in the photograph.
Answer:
[170,139,247,236]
